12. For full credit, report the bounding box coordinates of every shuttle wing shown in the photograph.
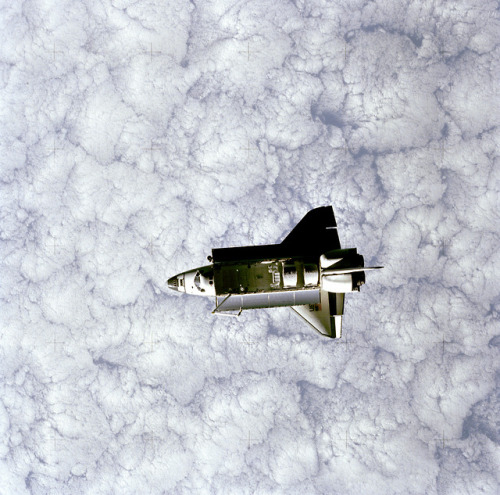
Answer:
[212,206,341,263]
[281,205,341,252]
[291,291,344,338]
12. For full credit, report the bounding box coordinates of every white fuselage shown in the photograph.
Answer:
[170,267,216,297]
[167,252,375,300]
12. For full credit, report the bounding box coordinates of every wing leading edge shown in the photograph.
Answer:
[291,291,345,338]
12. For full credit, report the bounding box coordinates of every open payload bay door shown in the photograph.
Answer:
[291,291,345,338]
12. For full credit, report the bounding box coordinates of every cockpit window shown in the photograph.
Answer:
[194,271,205,292]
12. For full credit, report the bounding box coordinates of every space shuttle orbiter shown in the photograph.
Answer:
[167,206,382,338]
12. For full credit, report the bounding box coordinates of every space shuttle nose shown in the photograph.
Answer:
[167,277,178,291]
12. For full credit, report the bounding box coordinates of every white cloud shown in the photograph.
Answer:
[1,0,499,493]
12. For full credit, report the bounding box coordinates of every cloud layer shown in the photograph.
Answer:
[1,0,499,493]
